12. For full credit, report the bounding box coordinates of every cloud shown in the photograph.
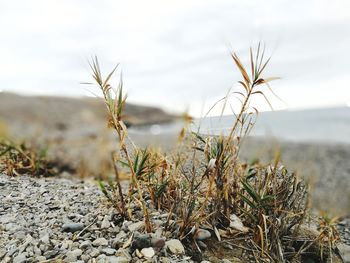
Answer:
[0,0,349,116]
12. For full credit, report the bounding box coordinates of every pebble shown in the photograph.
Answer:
[35,256,46,261]
[165,239,185,254]
[62,222,84,233]
[79,240,92,249]
[102,248,117,255]
[131,233,151,250]
[13,253,27,263]
[337,243,350,263]
[108,256,130,263]
[39,231,50,244]
[195,229,211,241]
[93,237,109,247]
[101,215,111,229]
[1,174,348,263]
[90,248,100,257]
[65,249,82,261]
[128,221,145,232]
[43,250,59,259]
[14,231,26,240]
[151,237,165,250]
[140,247,155,258]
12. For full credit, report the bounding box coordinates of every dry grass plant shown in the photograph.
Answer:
[88,44,335,262]
[0,139,55,177]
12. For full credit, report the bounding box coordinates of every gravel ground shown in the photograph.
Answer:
[1,174,350,263]
[0,174,199,263]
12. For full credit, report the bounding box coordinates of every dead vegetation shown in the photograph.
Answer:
[83,44,343,262]
[0,140,56,177]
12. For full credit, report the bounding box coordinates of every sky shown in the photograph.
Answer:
[0,0,349,116]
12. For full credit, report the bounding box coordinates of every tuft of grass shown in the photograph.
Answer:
[87,44,325,262]
[317,212,340,261]
[0,139,55,177]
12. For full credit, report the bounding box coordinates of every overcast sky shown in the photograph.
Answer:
[0,0,349,116]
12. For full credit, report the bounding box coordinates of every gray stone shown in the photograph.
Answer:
[102,248,117,255]
[81,254,91,261]
[93,237,109,247]
[131,233,151,251]
[35,256,47,261]
[97,253,107,263]
[61,240,73,250]
[195,229,211,241]
[127,221,144,232]
[65,249,83,261]
[43,250,59,259]
[13,253,27,263]
[33,246,41,256]
[62,223,84,233]
[101,215,111,229]
[79,240,92,249]
[107,256,130,263]
[90,247,100,257]
[165,239,185,254]
[39,231,50,244]
[14,231,26,240]
[338,243,350,263]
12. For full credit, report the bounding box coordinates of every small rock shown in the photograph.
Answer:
[140,247,155,258]
[101,248,117,255]
[81,254,91,261]
[165,239,185,254]
[96,253,107,263]
[62,223,84,233]
[151,237,165,250]
[35,256,46,261]
[159,257,171,263]
[43,250,59,259]
[107,256,130,263]
[33,246,41,256]
[14,231,26,240]
[115,231,127,240]
[13,253,27,263]
[79,240,92,249]
[90,248,100,257]
[128,221,145,232]
[195,229,211,241]
[197,240,207,249]
[93,237,109,247]
[338,243,350,263]
[101,215,111,229]
[39,231,50,244]
[65,249,82,262]
[131,233,151,251]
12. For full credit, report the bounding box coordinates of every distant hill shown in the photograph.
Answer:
[0,92,176,136]
[0,92,178,176]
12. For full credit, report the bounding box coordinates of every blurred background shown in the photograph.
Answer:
[0,0,349,214]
